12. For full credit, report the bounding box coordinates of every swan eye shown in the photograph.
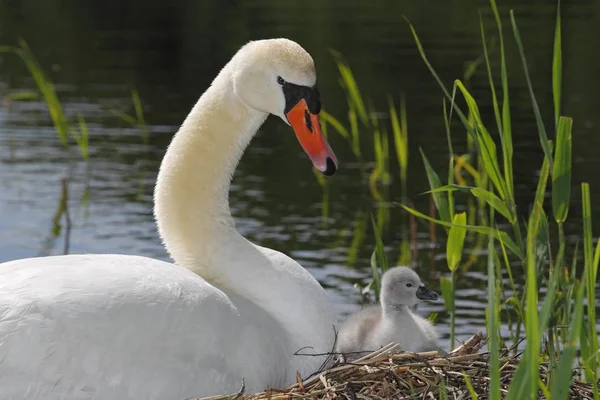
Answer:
[277,76,285,85]
[406,283,413,288]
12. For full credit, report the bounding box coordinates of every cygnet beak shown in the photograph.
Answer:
[416,285,439,301]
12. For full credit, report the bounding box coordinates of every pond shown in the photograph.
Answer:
[1,0,599,350]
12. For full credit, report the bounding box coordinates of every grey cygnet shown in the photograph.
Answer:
[335,266,439,361]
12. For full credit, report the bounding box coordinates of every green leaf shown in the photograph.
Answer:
[470,187,515,222]
[454,80,507,199]
[552,0,562,129]
[420,148,450,224]
[399,203,523,259]
[320,110,349,140]
[489,0,514,203]
[552,116,572,223]
[581,183,599,383]
[463,373,479,400]
[506,357,531,399]
[4,91,40,101]
[403,18,473,138]
[487,232,500,400]
[550,275,584,400]
[534,145,553,213]
[439,276,454,313]
[447,212,467,271]
[389,97,408,183]
[525,202,542,399]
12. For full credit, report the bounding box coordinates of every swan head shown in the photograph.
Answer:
[380,267,439,309]
[230,38,338,175]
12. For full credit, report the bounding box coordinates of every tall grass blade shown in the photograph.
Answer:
[487,232,500,400]
[552,117,572,224]
[470,187,515,222]
[454,80,507,199]
[447,212,467,271]
[399,203,523,258]
[581,183,599,384]
[75,114,89,161]
[420,148,450,224]
[525,203,543,398]
[489,0,514,202]
[320,111,350,140]
[550,274,585,400]
[389,97,408,184]
[510,11,553,168]
[552,0,563,129]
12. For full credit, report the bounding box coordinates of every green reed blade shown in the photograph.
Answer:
[399,203,523,258]
[487,231,500,400]
[439,276,454,320]
[552,117,572,224]
[447,212,467,271]
[470,187,515,222]
[552,0,563,129]
[510,11,554,169]
[15,40,70,147]
[489,0,515,203]
[4,91,40,101]
[462,372,479,400]
[582,183,599,384]
[389,97,408,184]
[506,357,531,399]
[442,99,456,218]
[320,110,350,140]
[420,148,450,224]
[404,18,473,137]
[330,52,368,126]
[480,12,502,141]
[550,271,585,400]
[76,114,89,161]
[454,80,507,199]
[535,145,553,208]
[526,203,543,398]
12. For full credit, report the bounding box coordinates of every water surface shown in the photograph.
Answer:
[1,0,600,349]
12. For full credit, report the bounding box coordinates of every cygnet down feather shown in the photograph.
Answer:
[335,266,440,361]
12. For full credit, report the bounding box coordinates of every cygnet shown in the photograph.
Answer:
[335,266,440,361]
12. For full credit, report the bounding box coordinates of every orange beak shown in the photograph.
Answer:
[286,99,338,175]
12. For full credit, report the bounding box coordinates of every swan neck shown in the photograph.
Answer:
[154,73,267,272]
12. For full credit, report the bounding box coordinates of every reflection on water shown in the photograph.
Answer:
[1,0,600,350]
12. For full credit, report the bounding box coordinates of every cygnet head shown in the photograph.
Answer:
[229,38,338,175]
[380,267,439,310]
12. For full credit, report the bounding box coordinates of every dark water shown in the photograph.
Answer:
[1,0,599,349]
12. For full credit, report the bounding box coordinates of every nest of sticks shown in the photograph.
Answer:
[196,332,595,400]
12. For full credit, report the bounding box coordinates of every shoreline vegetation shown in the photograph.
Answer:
[1,0,598,398]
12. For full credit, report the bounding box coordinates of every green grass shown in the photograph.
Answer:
[0,40,90,161]
[324,0,598,397]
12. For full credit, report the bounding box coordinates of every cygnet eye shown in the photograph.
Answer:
[406,283,413,288]
[277,76,285,85]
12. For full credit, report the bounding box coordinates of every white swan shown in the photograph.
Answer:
[335,267,439,361]
[0,38,339,399]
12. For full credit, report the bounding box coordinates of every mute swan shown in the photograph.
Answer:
[335,267,439,361]
[0,39,339,399]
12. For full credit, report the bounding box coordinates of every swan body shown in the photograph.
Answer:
[335,267,439,361]
[0,39,339,399]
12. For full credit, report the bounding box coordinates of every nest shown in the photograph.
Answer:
[196,332,594,400]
